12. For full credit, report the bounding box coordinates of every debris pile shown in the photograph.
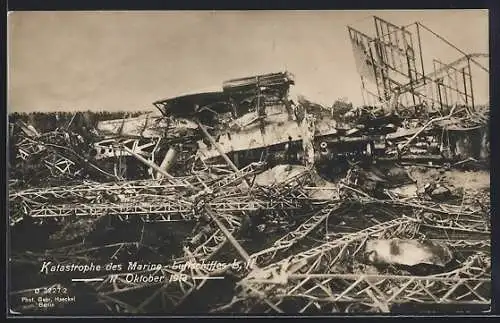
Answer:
[8,16,490,315]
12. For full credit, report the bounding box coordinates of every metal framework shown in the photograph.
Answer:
[9,182,490,314]
[9,127,490,314]
[227,218,489,313]
[10,160,310,226]
[249,204,341,266]
[86,208,246,313]
[252,266,489,313]
[10,180,188,204]
[93,138,161,161]
[10,162,268,206]
[348,16,488,111]
[210,161,266,192]
[13,130,119,180]
[27,202,193,222]
[23,199,303,223]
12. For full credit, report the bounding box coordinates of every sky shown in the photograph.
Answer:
[7,10,489,113]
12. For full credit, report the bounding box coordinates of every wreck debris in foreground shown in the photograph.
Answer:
[8,15,490,315]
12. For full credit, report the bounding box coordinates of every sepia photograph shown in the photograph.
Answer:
[7,10,490,315]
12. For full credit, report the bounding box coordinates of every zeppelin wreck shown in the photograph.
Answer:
[8,15,490,315]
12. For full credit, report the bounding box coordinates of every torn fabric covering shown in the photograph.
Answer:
[365,238,453,267]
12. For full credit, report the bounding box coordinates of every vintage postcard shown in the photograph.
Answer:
[7,10,490,315]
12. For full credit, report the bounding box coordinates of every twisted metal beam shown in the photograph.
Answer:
[87,212,246,313]
[239,217,420,291]
[9,180,188,205]
[249,203,342,266]
[257,252,491,313]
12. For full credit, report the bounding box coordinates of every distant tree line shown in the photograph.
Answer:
[9,110,147,133]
